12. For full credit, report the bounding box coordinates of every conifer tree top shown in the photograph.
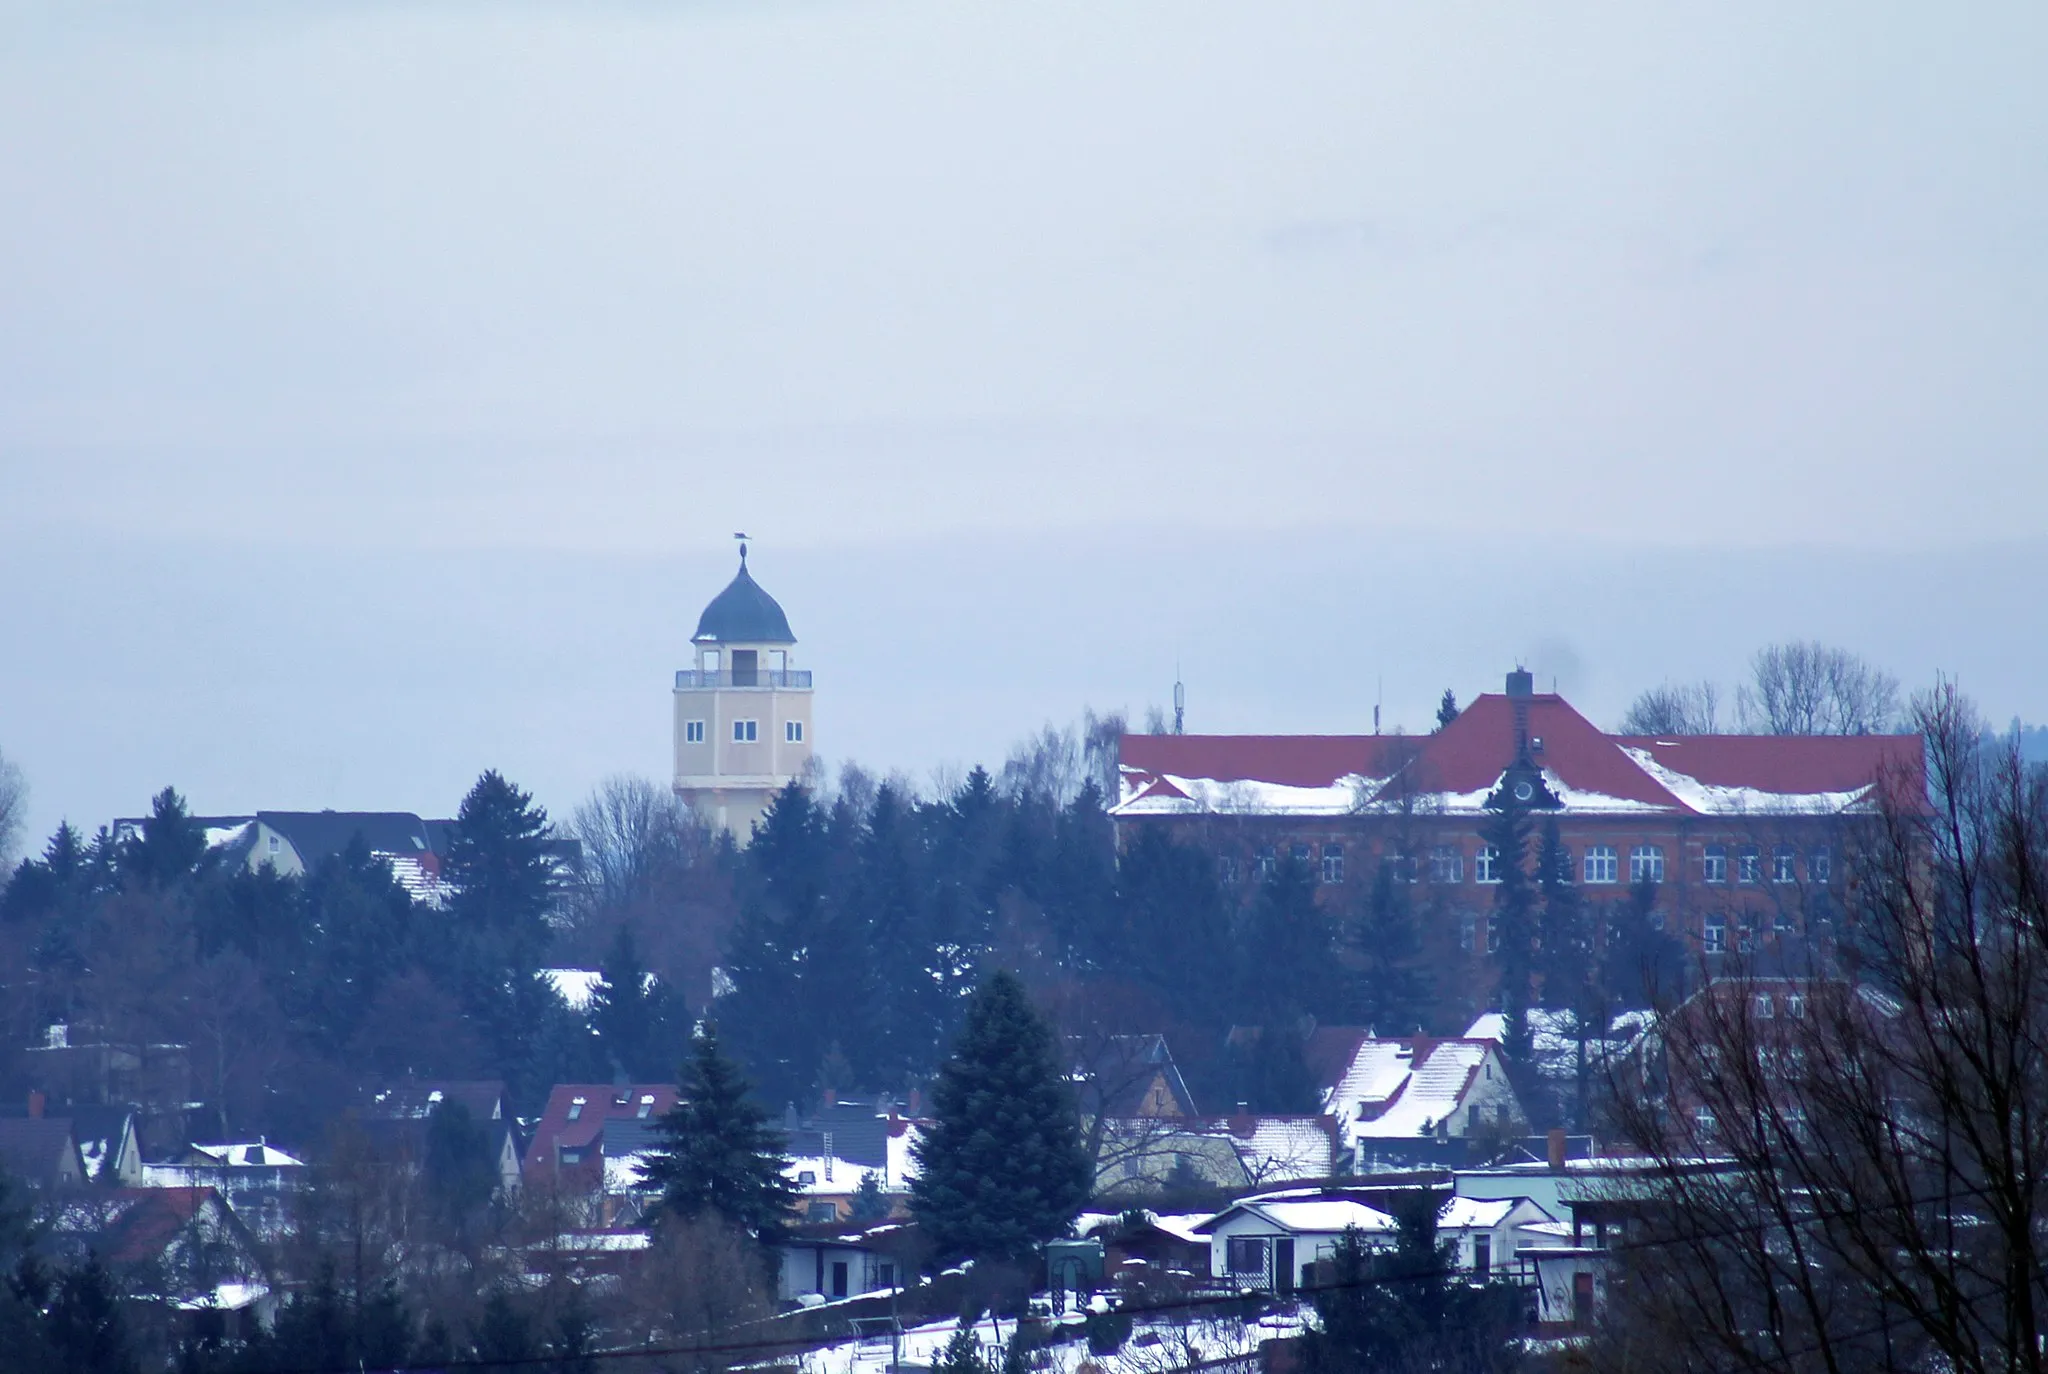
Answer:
[911,970,1092,1265]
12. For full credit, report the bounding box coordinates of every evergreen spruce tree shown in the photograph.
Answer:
[1351,858,1431,1036]
[121,786,206,891]
[719,783,836,1105]
[912,971,1091,1265]
[445,770,558,963]
[1436,689,1461,731]
[1236,853,1340,1026]
[1480,794,1538,1074]
[41,1256,136,1374]
[589,924,677,1081]
[641,1024,796,1244]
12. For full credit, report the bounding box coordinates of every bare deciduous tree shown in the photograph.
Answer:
[0,746,25,868]
[1597,683,2048,1374]
[571,775,706,912]
[1739,640,1902,736]
[1618,680,1724,735]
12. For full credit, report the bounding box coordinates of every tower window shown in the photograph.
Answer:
[785,720,804,743]
[733,720,759,743]
[1321,844,1344,884]
[685,720,705,743]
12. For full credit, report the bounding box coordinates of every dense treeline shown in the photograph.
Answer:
[0,744,1688,1142]
[0,772,618,1138]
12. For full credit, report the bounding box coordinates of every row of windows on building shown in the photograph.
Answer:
[1224,841,1832,889]
[683,719,804,744]
[1454,902,1815,956]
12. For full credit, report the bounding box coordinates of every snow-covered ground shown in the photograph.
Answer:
[788,1302,1308,1374]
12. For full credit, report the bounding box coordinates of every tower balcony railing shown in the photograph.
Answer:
[674,669,814,690]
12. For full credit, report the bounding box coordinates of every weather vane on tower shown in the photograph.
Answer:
[734,531,750,566]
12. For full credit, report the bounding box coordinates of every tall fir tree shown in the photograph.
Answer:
[1236,852,1340,1025]
[445,770,558,965]
[1435,689,1461,731]
[121,786,206,891]
[641,1023,796,1244]
[912,970,1091,1264]
[1351,858,1431,1036]
[719,782,837,1104]
[589,924,678,1082]
[1480,792,1538,1074]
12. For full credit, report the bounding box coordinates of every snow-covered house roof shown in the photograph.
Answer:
[1307,1030,1514,1141]
[1114,682,1920,820]
[1195,1186,1401,1239]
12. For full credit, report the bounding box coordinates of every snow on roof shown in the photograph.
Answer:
[188,1142,305,1169]
[1619,746,1875,816]
[1235,1118,1337,1182]
[175,1281,269,1312]
[1255,1198,1397,1234]
[1438,1196,1546,1231]
[604,1151,655,1195]
[543,969,604,1012]
[1323,1038,1495,1140]
[203,823,253,850]
[1115,692,1917,820]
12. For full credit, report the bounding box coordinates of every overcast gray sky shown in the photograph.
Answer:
[3,1,2044,847]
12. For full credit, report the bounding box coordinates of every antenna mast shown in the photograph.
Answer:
[1172,668,1186,735]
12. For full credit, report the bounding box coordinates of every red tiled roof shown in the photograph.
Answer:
[524,1083,680,1180]
[98,1187,220,1266]
[1120,735,1398,788]
[1119,690,1922,817]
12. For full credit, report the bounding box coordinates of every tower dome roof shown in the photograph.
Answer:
[692,553,795,645]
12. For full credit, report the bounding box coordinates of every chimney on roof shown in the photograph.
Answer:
[1547,1128,1567,1172]
[26,1091,44,1120]
[1508,668,1535,765]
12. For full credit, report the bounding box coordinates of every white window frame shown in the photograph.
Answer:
[784,719,804,744]
[1321,844,1345,885]
[1584,845,1619,885]
[1703,916,1726,955]
[1702,845,1727,884]
[1810,846,1832,884]
[1629,845,1665,884]
[1773,845,1797,884]
[1737,846,1762,885]
[732,719,759,743]
[685,720,706,743]
[1430,846,1463,884]
[1475,845,1500,885]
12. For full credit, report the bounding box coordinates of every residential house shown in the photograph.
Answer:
[778,1096,923,1224]
[49,1186,273,1342]
[0,1112,85,1189]
[1196,1187,1400,1294]
[1092,1113,1341,1197]
[525,1083,680,1209]
[22,1023,196,1149]
[114,810,580,909]
[359,1079,523,1194]
[1305,1028,1526,1166]
[1078,1211,1211,1284]
[141,1142,307,1238]
[777,1221,915,1304]
[70,1104,146,1186]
